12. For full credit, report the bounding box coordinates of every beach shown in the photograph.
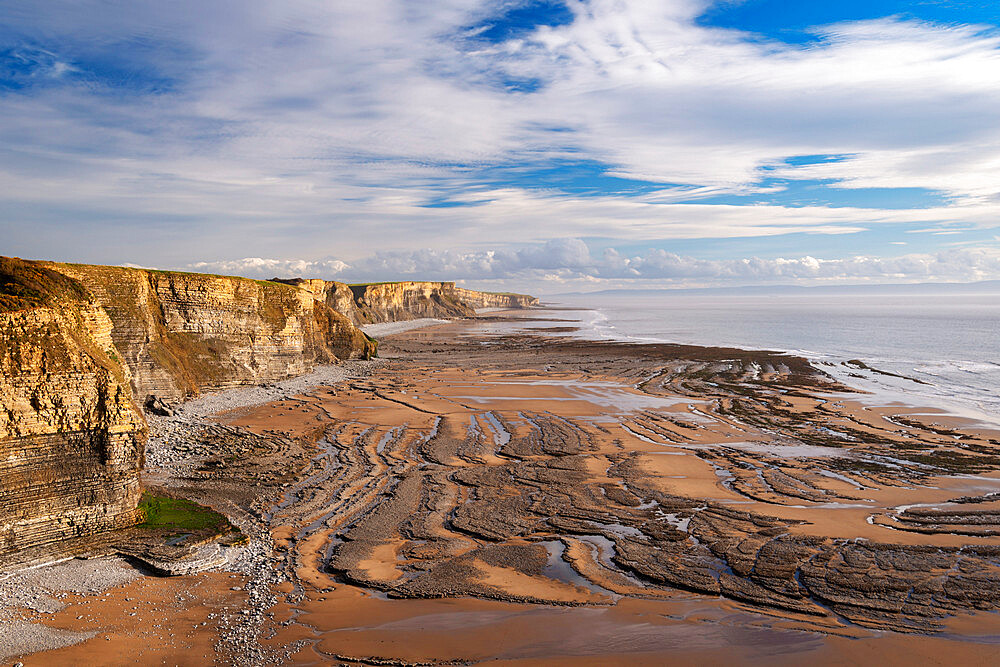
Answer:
[6,309,1000,665]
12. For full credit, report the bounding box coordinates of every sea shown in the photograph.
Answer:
[487,288,1000,428]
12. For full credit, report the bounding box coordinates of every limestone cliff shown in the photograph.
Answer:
[274,279,537,326]
[0,257,376,563]
[0,257,534,563]
[0,258,145,559]
[347,281,538,324]
[271,278,363,326]
[451,287,540,310]
[49,264,376,403]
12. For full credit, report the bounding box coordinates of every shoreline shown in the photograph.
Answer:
[6,311,1000,664]
[360,317,450,338]
[475,302,1000,432]
[546,299,1000,429]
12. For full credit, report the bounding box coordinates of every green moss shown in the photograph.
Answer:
[137,491,234,536]
[363,331,379,358]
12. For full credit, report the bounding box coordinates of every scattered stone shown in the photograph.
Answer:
[144,394,176,417]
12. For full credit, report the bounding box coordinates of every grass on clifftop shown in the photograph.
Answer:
[137,492,235,537]
[0,256,91,313]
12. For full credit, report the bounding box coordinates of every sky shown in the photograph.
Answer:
[2,0,1000,293]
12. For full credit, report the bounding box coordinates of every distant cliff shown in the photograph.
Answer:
[49,264,376,403]
[347,281,538,324]
[273,279,538,326]
[451,286,539,311]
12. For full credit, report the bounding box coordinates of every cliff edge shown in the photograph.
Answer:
[348,281,538,324]
[273,279,538,326]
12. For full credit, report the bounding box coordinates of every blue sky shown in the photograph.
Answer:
[2,1,1000,291]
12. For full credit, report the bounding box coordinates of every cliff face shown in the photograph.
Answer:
[452,287,540,310]
[0,257,535,563]
[272,278,363,327]
[0,258,376,563]
[0,259,145,560]
[349,282,474,324]
[50,265,375,403]
[348,282,538,324]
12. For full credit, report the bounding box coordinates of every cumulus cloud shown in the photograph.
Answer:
[187,257,350,278]
[0,1,999,275]
[187,240,1000,290]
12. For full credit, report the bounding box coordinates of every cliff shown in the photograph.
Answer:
[0,258,376,563]
[347,281,538,324]
[348,282,474,324]
[273,279,537,326]
[272,278,363,326]
[451,287,540,310]
[0,257,535,564]
[49,264,376,403]
[0,258,145,560]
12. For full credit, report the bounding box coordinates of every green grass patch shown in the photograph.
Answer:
[137,492,235,536]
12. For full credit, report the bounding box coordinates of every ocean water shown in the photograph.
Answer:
[510,291,1000,427]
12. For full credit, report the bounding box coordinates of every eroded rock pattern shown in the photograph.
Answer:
[0,257,537,567]
[232,333,1000,635]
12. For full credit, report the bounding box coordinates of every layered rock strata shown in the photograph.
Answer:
[232,332,1000,636]
[452,286,539,310]
[349,281,538,324]
[0,258,377,563]
[272,278,363,327]
[0,259,145,560]
[1,257,537,564]
[275,278,538,325]
[48,264,375,403]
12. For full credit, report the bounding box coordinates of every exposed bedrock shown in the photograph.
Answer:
[50,263,376,402]
[451,286,540,310]
[0,260,145,562]
[272,279,538,326]
[348,281,538,324]
[320,410,1000,632]
[256,333,1000,635]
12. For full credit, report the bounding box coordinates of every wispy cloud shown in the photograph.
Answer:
[0,1,998,284]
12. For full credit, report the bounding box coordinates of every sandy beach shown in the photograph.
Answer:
[6,309,1000,665]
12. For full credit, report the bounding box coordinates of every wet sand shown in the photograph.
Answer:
[14,311,1000,664]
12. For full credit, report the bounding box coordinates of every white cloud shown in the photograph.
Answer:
[0,1,999,272]
[187,257,349,278]
[187,241,1000,292]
